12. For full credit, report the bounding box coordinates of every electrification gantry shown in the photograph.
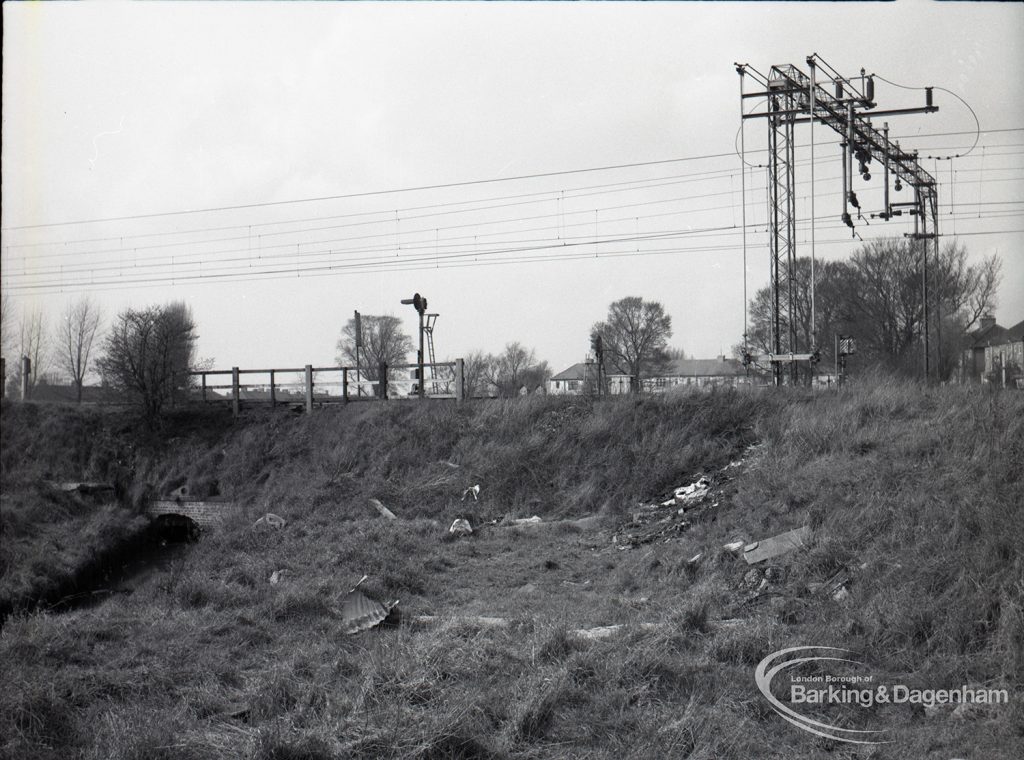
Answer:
[736,55,940,385]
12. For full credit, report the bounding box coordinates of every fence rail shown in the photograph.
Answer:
[180,359,465,416]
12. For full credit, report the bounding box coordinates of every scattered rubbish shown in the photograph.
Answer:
[220,702,251,721]
[368,498,397,520]
[336,576,399,635]
[743,526,812,565]
[561,580,592,588]
[443,461,460,469]
[254,513,286,529]
[742,568,762,589]
[810,567,854,599]
[674,477,711,508]
[723,541,745,554]
[269,569,288,585]
[461,484,481,501]
[51,481,115,495]
[687,552,703,566]
[449,518,473,537]
[512,515,542,526]
[410,615,510,629]
[569,622,661,641]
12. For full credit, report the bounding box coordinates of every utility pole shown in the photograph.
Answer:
[354,310,362,397]
[400,293,428,399]
[737,56,939,386]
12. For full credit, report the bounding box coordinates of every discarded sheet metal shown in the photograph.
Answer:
[743,526,811,564]
[461,484,481,501]
[254,513,287,529]
[449,518,473,536]
[368,498,397,520]
[337,588,398,635]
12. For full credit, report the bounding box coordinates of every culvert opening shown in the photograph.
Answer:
[153,514,202,543]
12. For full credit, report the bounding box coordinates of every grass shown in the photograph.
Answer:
[1,382,1022,758]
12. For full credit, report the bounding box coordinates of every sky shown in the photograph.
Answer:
[2,0,1022,379]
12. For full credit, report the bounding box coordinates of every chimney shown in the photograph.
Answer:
[980,314,996,331]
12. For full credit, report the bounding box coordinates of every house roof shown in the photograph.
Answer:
[664,357,747,377]
[968,321,1010,348]
[605,357,748,379]
[550,363,589,381]
[1005,319,1024,342]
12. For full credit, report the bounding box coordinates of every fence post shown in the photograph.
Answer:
[378,362,388,399]
[231,367,240,418]
[269,370,276,406]
[456,358,465,403]
[342,368,349,403]
[305,364,313,414]
[201,373,208,402]
[1,358,5,399]
[21,357,31,401]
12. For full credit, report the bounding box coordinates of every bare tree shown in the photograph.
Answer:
[336,314,413,383]
[485,342,540,397]
[461,350,492,398]
[591,297,672,393]
[744,241,1001,380]
[97,302,198,420]
[6,307,50,394]
[0,292,13,359]
[55,297,102,402]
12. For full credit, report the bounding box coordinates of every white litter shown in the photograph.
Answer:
[449,518,473,536]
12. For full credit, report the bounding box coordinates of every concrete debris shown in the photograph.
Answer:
[461,484,481,501]
[449,518,473,537]
[368,498,397,520]
[743,526,811,564]
[337,588,399,635]
[269,569,288,584]
[723,541,745,554]
[254,513,287,529]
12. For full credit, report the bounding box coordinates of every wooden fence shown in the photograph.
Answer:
[182,359,465,417]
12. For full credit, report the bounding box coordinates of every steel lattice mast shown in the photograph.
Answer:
[737,55,940,385]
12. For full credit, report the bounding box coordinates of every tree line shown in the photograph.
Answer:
[1,295,198,419]
[742,239,1001,381]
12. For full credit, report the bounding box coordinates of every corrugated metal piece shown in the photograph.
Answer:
[338,589,392,635]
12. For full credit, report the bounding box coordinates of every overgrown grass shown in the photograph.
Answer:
[1,383,1022,758]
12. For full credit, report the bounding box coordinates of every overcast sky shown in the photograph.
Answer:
[2,1,1022,378]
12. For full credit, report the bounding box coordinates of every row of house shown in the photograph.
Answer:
[959,315,1024,387]
[548,356,752,395]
